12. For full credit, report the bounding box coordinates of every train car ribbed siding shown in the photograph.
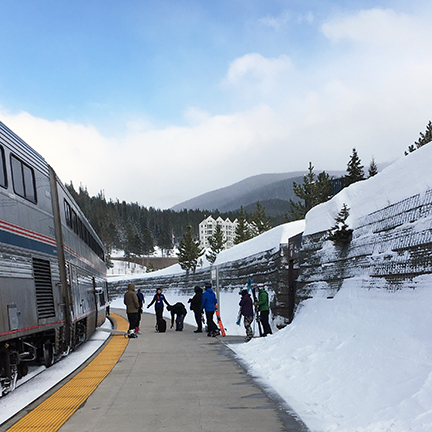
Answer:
[32,258,56,319]
[7,314,128,432]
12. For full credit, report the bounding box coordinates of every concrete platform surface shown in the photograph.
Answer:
[59,310,308,432]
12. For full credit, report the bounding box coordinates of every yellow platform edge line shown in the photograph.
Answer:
[6,314,129,432]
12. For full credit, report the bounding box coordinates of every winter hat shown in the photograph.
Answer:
[204,282,212,289]
[239,289,247,296]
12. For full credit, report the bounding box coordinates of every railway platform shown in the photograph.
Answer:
[3,309,309,432]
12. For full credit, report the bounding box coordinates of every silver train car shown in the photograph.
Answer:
[0,121,108,397]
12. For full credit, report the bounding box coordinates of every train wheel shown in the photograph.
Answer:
[42,342,54,367]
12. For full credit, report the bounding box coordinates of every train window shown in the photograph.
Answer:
[64,200,72,228]
[63,198,105,261]
[0,145,6,188]
[10,154,37,203]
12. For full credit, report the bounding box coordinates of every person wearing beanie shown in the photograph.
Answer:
[239,289,254,342]
[256,284,272,336]
[123,283,139,337]
[200,282,219,337]
[188,285,204,333]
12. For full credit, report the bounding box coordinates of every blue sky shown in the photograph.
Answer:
[1,1,432,208]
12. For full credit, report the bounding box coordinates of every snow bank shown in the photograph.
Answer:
[231,279,432,432]
[214,219,305,265]
[305,144,432,235]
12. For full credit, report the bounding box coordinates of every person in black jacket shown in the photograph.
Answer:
[167,302,187,331]
[188,286,203,333]
[239,289,254,342]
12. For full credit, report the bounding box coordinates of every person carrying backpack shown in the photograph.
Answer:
[201,282,219,337]
[123,283,139,338]
[239,289,254,342]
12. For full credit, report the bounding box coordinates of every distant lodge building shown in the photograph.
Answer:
[199,215,238,250]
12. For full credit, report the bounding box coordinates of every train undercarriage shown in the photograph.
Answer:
[0,318,88,397]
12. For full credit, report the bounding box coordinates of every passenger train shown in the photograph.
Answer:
[0,121,108,397]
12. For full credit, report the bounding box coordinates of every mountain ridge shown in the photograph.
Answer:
[171,170,346,214]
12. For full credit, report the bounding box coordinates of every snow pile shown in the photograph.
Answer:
[214,219,305,265]
[232,280,432,432]
[305,145,432,235]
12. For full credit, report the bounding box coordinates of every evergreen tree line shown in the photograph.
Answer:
[287,147,378,220]
[65,184,275,264]
[66,146,376,269]
[405,120,432,155]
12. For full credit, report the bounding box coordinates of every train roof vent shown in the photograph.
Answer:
[32,258,56,319]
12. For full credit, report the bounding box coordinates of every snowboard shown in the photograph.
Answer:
[214,305,226,337]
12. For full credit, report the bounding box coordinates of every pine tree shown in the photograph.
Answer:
[141,228,154,256]
[405,120,432,155]
[250,201,272,236]
[234,206,253,245]
[314,171,333,204]
[177,224,204,276]
[344,148,364,187]
[206,223,226,264]
[289,162,333,220]
[289,163,315,220]
[327,203,353,245]
[368,157,378,177]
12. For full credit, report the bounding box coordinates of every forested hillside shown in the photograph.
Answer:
[65,183,282,259]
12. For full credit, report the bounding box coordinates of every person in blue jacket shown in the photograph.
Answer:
[147,288,170,326]
[201,282,219,337]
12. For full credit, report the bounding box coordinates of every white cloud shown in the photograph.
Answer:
[258,10,291,30]
[3,7,432,210]
[322,8,432,51]
[222,53,293,97]
[258,10,314,29]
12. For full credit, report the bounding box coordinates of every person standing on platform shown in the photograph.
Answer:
[256,284,272,337]
[188,285,203,333]
[201,282,219,337]
[123,283,139,338]
[147,288,170,327]
[239,289,254,342]
[136,288,145,333]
